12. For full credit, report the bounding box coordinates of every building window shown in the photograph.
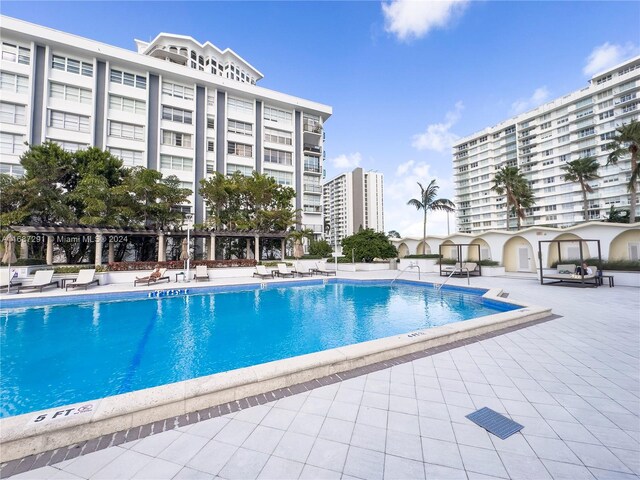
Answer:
[544,177,555,184]
[304,155,321,173]
[160,154,192,171]
[226,163,253,176]
[2,42,30,65]
[264,168,293,186]
[599,109,614,120]
[0,102,26,125]
[0,132,24,155]
[49,139,87,152]
[161,130,192,148]
[0,162,25,177]
[49,110,90,133]
[108,121,144,141]
[0,72,29,94]
[207,116,215,129]
[227,141,252,157]
[264,148,292,166]
[161,81,194,100]
[110,69,146,89]
[264,106,292,124]
[227,97,253,116]
[52,55,93,77]
[162,106,192,124]
[50,82,92,104]
[108,147,144,166]
[108,94,146,114]
[228,119,253,136]
[207,139,215,152]
[601,131,616,141]
[578,127,595,138]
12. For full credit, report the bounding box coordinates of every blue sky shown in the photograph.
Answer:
[3,1,639,236]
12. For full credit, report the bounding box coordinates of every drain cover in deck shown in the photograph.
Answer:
[466,407,523,439]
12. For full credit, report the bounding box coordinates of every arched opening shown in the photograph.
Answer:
[416,241,431,255]
[609,229,640,260]
[547,233,592,267]
[502,236,536,272]
[440,240,456,259]
[398,243,410,258]
[469,238,491,261]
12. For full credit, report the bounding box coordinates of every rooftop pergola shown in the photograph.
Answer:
[9,225,289,265]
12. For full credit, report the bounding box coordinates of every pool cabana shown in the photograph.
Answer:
[438,243,482,277]
[537,238,602,287]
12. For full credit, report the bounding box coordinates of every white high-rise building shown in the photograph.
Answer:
[323,168,384,246]
[0,16,331,234]
[453,56,639,233]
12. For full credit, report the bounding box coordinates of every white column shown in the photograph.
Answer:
[94,234,103,267]
[254,235,260,262]
[46,235,54,265]
[158,233,165,262]
[108,240,115,263]
[20,238,28,259]
[281,238,286,260]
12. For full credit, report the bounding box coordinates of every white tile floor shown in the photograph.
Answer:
[7,272,640,479]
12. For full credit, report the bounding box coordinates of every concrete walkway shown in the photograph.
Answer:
[5,273,640,479]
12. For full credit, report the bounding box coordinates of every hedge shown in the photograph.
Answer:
[550,258,640,271]
[403,254,442,259]
[106,259,257,271]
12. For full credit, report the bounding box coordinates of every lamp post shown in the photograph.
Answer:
[185,213,193,283]
[333,215,338,275]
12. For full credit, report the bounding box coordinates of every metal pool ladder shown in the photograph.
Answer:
[391,262,421,285]
[435,266,471,291]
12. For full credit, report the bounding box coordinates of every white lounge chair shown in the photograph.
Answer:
[134,268,169,286]
[314,262,336,276]
[194,265,209,282]
[294,262,313,277]
[276,263,295,278]
[66,269,99,291]
[0,270,22,290]
[253,265,274,279]
[18,270,58,293]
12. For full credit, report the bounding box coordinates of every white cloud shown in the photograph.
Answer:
[385,160,455,237]
[382,0,470,41]
[411,101,463,152]
[583,42,640,77]
[329,152,362,170]
[510,87,550,115]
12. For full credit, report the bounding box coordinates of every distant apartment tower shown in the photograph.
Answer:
[453,56,639,233]
[323,168,384,246]
[0,16,331,234]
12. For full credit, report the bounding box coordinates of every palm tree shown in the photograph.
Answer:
[287,227,314,259]
[407,180,455,252]
[561,156,600,222]
[606,119,640,222]
[492,166,534,230]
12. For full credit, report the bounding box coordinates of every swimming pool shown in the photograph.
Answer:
[0,280,518,418]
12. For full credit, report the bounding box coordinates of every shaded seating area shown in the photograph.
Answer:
[439,244,482,277]
[538,239,603,287]
[66,269,100,291]
[17,270,58,293]
[134,268,170,287]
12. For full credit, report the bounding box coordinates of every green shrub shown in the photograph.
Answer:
[341,229,398,263]
[477,260,500,266]
[300,254,324,260]
[53,265,108,274]
[1,258,47,266]
[308,239,333,257]
[550,258,640,271]
[404,254,442,259]
[437,258,457,265]
[261,261,293,267]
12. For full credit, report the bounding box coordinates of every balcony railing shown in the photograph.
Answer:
[303,205,322,213]
[304,164,321,173]
[303,123,322,134]
[303,144,322,154]
[304,184,322,193]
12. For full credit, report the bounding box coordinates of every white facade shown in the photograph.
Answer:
[323,168,384,245]
[0,16,331,232]
[453,56,640,234]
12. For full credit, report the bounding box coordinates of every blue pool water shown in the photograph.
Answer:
[0,280,518,418]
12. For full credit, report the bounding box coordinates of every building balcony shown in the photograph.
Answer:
[303,122,322,134]
[304,164,322,174]
[303,144,322,154]
[304,184,322,193]
[303,205,322,214]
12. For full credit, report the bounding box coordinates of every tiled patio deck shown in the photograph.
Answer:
[3,272,639,479]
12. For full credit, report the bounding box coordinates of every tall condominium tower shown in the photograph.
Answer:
[323,168,384,247]
[0,16,332,234]
[453,56,639,233]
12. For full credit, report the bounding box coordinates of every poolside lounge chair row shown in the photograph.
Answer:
[0,269,99,294]
[254,262,337,279]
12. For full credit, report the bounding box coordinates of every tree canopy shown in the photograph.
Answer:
[199,171,296,232]
[492,166,535,230]
[606,119,640,222]
[341,228,398,263]
[407,179,454,246]
[561,156,600,222]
